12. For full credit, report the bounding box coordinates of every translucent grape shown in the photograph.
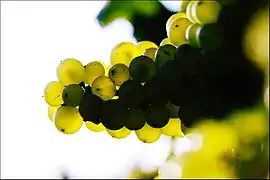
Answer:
[48,106,59,121]
[85,121,105,132]
[192,1,221,25]
[110,42,140,66]
[186,1,197,23]
[155,44,177,69]
[135,123,161,143]
[106,127,131,139]
[108,63,130,86]
[101,99,127,130]
[143,47,158,61]
[92,76,116,101]
[137,41,158,55]
[166,12,188,33]
[145,105,170,128]
[159,38,175,47]
[44,81,65,107]
[118,80,144,107]
[78,94,103,124]
[62,84,84,107]
[84,61,105,85]
[129,55,156,83]
[56,58,85,86]
[125,107,146,130]
[167,17,193,47]
[161,118,184,137]
[179,0,191,12]
[185,23,203,48]
[54,106,83,135]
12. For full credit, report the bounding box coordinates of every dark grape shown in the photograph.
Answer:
[129,55,156,82]
[125,107,146,130]
[78,94,104,124]
[101,99,127,130]
[199,23,224,51]
[108,63,130,86]
[145,105,170,128]
[62,84,84,107]
[118,80,144,107]
[165,101,180,118]
[155,44,176,69]
[84,85,92,95]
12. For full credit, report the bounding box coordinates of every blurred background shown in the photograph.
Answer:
[1,0,268,179]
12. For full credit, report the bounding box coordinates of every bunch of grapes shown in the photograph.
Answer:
[43,0,266,145]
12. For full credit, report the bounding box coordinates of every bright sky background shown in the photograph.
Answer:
[0,1,182,178]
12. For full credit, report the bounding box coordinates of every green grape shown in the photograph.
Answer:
[137,41,158,55]
[186,1,197,23]
[110,42,140,66]
[129,55,156,83]
[145,105,170,128]
[44,81,65,107]
[48,106,59,121]
[118,80,144,107]
[161,118,184,137]
[101,99,126,130]
[56,58,85,86]
[135,123,161,143]
[92,76,116,101]
[54,106,83,135]
[199,23,224,51]
[62,84,84,107]
[143,47,158,61]
[106,127,131,139]
[159,38,175,47]
[84,61,105,85]
[125,107,146,130]
[165,101,180,118]
[167,17,193,47]
[108,63,130,86]
[185,23,203,48]
[179,0,191,12]
[85,121,105,132]
[78,94,103,124]
[155,44,177,69]
[166,12,188,33]
[192,1,221,25]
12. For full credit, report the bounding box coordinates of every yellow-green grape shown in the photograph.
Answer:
[110,42,140,66]
[185,23,203,48]
[186,1,197,23]
[44,81,65,107]
[265,87,269,110]
[56,58,85,86]
[191,1,221,25]
[54,106,83,135]
[106,127,131,139]
[161,118,184,137]
[48,106,59,121]
[143,47,158,61]
[179,0,191,12]
[167,17,193,47]
[137,41,158,55]
[92,76,116,101]
[166,12,188,33]
[159,38,175,47]
[108,63,130,86]
[135,123,161,143]
[84,61,105,85]
[85,121,105,132]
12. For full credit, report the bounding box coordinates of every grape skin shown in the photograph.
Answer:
[56,58,85,86]
[108,63,130,86]
[54,106,83,135]
[44,81,65,107]
[135,123,161,143]
[159,38,175,47]
[62,84,85,107]
[84,61,105,85]
[137,41,158,55]
[92,76,116,101]
[166,12,188,33]
[48,106,59,121]
[143,47,158,61]
[106,127,131,139]
[85,121,105,132]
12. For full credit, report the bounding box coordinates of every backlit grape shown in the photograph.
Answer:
[137,41,158,55]
[92,76,116,101]
[85,121,105,132]
[135,123,161,143]
[62,84,84,107]
[84,61,105,85]
[106,127,131,139]
[108,63,130,86]
[44,81,65,107]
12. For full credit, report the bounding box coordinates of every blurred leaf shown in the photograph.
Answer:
[97,0,160,27]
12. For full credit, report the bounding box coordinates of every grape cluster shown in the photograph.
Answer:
[43,0,265,143]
